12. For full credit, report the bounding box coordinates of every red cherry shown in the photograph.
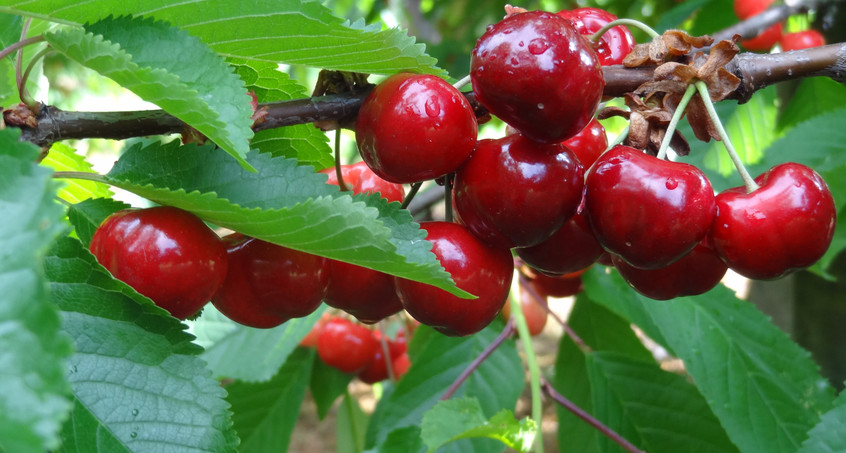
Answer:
[556,7,635,66]
[299,312,333,348]
[317,318,378,374]
[710,163,836,280]
[470,10,604,143]
[356,73,477,184]
[90,206,227,320]
[357,333,405,384]
[453,133,584,248]
[516,198,604,276]
[501,286,548,336]
[585,145,717,269]
[611,239,728,300]
[563,118,608,169]
[741,22,783,52]
[530,272,584,298]
[211,234,328,328]
[780,30,826,51]
[320,161,405,203]
[734,0,774,20]
[391,353,411,380]
[395,222,513,337]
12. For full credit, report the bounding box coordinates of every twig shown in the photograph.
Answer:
[517,273,591,353]
[440,319,515,401]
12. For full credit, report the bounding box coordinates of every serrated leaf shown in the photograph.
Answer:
[192,304,325,382]
[65,198,130,246]
[231,59,333,169]
[98,140,468,297]
[586,352,739,453]
[338,392,369,453]
[0,128,71,453]
[310,354,355,420]
[2,0,443,75]
[226,347,314,453]
[582,268,834,453]
[421,398,536,453]
[58,399,130,453]
[365,322,523,453]
[45,16,254,169]
[41,143,113,203]
[45,236,238,452]
[797,389,846,453]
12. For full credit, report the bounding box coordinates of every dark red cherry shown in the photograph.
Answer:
[320,161,405,203]
[453,133,584,248]
[90,206,227,320]
[471,10,604,143]
[317,318,378,374]
[562,118,608,169]
[356,73,477,184]
[612,239,728,300]
[530,272,584,298]
[395,222,513,337]
[584,145,717,269]
[357,333,406,384]
[556,7,636,66]
[780,30,826,51]
[211,234,328,328]
[710,163,836,280]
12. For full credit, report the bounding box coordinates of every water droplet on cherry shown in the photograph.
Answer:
[665,178,678,190]
[510,57,519,65]
[528,38,550,55]
[518,41,525,47]
[425,96,441,117]
[537,103,544,110]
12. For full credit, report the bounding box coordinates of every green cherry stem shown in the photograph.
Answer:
[377,320,396,382]
[590,18,659,42]
[694,81,760,193]
[400,182,423,209]
[53,171,109,184]
[656,84,697,160]
[606,124,629,151]
[453,74,472,91]
[334,129,350,192]
[0,35,45,69]
[509,271,544,453]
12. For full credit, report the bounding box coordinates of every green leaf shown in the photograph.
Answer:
[421,397,536,453]
[231,59,333,169]
[582,268,835,453]
[0,13,23,106]
[366,322,523,453]
[3,0,443,75]
[0,128,72,453]
[65,198,130,246]
[586,351,739,453]
[310,354,355,420]
[778,77,846,131]
[58,399,131,453]
[100,140,468,297]
[45,236,239,452]
[371,426,424,453]
[41,143,113,203]
[338,392,369,453]
[226,347,314,453]
[192,304,325,382]
[797,389,846,453]
[45,16,254,169]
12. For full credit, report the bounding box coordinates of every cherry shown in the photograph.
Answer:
[562,118,608,170]
[556,7,635,67]
[611,239,728,300]
[356,73,477,184]
[453,133,584,248]
[530,272,584,298]
[317,318,379,374]
[780,30,826,51]
[733,0,773,21]
[211,234,328,328]
[395,222,513,337]
[710,163,836,280]
[320,161,405,203]
[741,22,783,52]
[391,352,411,380]
[470,10,604,143]
[501,286,548,336]
[357,332,406,384]
[516,198,604,276]
[584,145,716,269]
[299,312,333,348]
[90,206,227,320]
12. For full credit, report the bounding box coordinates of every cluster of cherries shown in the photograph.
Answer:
[735,0,826,51]
[90,7,836,351]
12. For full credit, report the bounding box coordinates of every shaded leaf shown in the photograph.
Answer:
[310,354,355,420]
[65,198,130,246]
[421,397,536,453]
[338,392,369,453]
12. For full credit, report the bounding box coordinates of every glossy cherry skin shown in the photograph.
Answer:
[471,10,604,143]
[612,239,728,300]
[516,197,604,276]
[395,222,513,337]
[530,272,584,298]
[356,73,477,184]
[454,133,584,248]
[90,206,227,320]
[317,318,379,374]
[741,22,783,51]
[211,234,328,328]
[556,7,635,66]
[584,145,717,269]
[320,161,405,203]
[780,30,826,51]
[357,333,407,383]
[734,0,773,20]
[710,163,836,280]
[563,118,608,170]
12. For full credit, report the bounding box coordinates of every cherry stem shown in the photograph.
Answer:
[401,182,423,209]
[440,318,515,401]
[333,129,350,192]
[453,74,472,91]
[694,81,760,193]
[509,271,544,453]
[378,321,396,382]
[53,171,109,185]
[656,84,697,160]
[16,18,37,108]
[540,378,646,453]
[517,273,591,353]
[444,174,454,223]
[590,18,659,43]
